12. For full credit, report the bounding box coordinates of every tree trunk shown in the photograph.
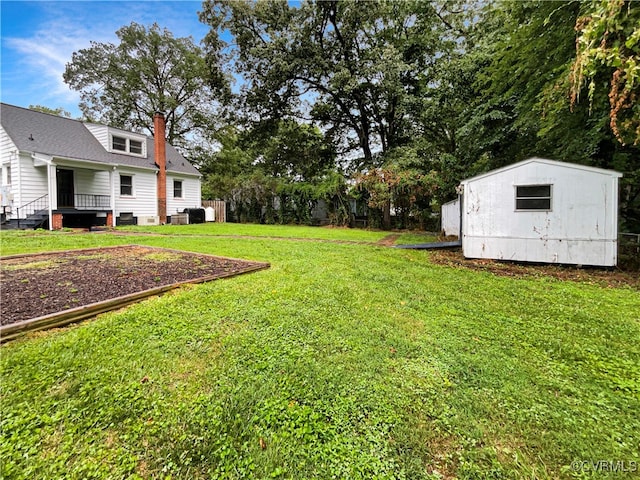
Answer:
[383,199,391,230]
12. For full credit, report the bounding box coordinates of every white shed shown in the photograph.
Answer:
[441,197,461,237]
[459,158,622,266]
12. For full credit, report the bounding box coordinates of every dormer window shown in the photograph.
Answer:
[112,136,127,151]
[129,139,143,155]
[110,134,146,156]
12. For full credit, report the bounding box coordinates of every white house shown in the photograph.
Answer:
[0,103,201,229]
[454,158,622,266]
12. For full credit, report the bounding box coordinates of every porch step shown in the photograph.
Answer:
[0,212,48,230]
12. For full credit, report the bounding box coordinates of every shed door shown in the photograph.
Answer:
[56,169,74,208]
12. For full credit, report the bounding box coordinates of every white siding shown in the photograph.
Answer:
[75,168,110,196]
[1,126,18,209]
[84,124,147,157]
[84,124,109,150]
[115,168,157,217]
[166,174,201,216]
[12,153,49,218]
[441,198,460,237]
[461,159,620,266]
[0,126,17,168]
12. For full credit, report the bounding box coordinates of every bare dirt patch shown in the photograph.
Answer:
[1,245,268,325]
[376,234,401,246]
[429,249,639,289]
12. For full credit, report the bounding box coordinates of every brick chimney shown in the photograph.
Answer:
[154,111,167,224]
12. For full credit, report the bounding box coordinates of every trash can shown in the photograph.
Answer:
[205,206,215,222]
[183,208,205,224]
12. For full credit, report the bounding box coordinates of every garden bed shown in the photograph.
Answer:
[1,245,269,338]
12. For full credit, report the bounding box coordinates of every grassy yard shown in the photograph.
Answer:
[1,225,639,479]
[116,223,392,243]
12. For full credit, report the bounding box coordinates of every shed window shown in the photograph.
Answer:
[516,185,551,210]
[173,180,183,198]
[112,136,127,151]
[120,175,133,196]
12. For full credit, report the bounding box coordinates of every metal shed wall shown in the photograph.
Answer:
[441,197,461,237]
[460,158,621,266]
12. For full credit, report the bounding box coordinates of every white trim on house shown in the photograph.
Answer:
[108,132,147,157]
[85,123,148,158]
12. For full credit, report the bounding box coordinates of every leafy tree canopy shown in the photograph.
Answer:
[63,22,228,149]
[570,0,640,146]
[28,105,73,118]
[200,0,466,168]
[467,0,639,228]
[200,120,335,182]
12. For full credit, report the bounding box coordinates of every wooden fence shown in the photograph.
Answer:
[201,200,226,223]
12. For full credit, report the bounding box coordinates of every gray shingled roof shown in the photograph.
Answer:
[0,103,200,176]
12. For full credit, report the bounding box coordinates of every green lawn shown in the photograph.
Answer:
[117,222,392,242]
[1,225,639,479]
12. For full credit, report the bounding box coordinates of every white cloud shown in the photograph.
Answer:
[2,1,207,115]
[3,8,116,112]
[6,35,86,103]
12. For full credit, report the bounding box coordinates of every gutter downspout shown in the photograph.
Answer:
[10,150,18,208]
[7,150,18,221]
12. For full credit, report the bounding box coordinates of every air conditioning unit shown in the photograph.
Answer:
[138,215,159,225]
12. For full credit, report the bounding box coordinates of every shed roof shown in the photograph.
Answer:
[460,157,622,185]
[0,103,200,176]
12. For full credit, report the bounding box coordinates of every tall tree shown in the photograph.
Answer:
[200,0,464,169]
[63,22,228,148]
[450,0,640,229]
[466,1,585,168]
[248,120,336,180]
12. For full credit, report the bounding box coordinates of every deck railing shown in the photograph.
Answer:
[73,194,111,209]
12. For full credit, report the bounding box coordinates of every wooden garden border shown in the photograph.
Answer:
[1,245,269,343]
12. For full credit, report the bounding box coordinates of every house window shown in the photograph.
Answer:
[112,136,127,152]
[173,180,183,198]
[120,175,133,196]
[5,166,11,185]
[129,139,143,155]
[515,185,551,211]
[110,134,145,156]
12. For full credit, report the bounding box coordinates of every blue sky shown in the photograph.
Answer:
[1,1,210,118]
